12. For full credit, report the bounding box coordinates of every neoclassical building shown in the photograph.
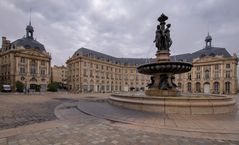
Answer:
[51,65,67,88]
[0,22,51,91]
[173,34,238,94]
[66,48,150,93]
[67,34,238,94]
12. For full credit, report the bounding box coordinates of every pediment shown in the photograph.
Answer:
[15,49,50,58]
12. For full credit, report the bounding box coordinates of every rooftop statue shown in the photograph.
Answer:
[154,13,172,51]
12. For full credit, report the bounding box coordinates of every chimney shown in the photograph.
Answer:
[6,40,10,50]
[2,36,6,50]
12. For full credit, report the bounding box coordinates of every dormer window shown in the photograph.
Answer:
[24,45,30,49]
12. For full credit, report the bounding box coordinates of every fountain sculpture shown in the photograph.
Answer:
[109,14,237,114]
[138,13,192,96]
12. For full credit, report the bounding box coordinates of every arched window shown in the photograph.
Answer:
[203,82,210,94]
[205,70,210,80]
[187,82,192,92]
[225,82,231,94]
[196,82,201,93]
[213,82,220,94]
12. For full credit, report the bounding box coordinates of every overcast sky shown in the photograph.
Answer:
[0,0,238,69]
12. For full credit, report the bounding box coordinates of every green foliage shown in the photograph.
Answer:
[47,82,59,92]
[16,81,24,92]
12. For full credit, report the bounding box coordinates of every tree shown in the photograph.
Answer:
[16,81,24,92]
[47,82,59,92]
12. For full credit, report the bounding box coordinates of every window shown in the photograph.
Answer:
[226,71,231,78]
[225,82,231,94]
[226,64,230,69]
[187,82,192,92]
[106,73,109,79]
[213,82,220,94]
[20,57,26,63]
[124,75,128,80]
[21,77,25,81]
[30,60,37,75]
[215,64,220,70]
[215,71,220,79]
[196,82,201,93]
[196,72,200,79]
[196,66,200,71]
[187,73,191,80]
[41,61,45,66]
[205,70,210,80]
[83,69,87,77]
[40,69,46,75]
[130,75,134,80]
[96,71,99,78]
[90,70,93,77]
[20,67,25,74]
[136,75,139,81]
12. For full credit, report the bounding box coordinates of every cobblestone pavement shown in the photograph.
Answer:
[0,102,238,145]
[77,100,239,134]
[0,92,108,130]
[0,93,238,145]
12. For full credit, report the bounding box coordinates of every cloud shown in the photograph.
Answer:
[0,0,238,74]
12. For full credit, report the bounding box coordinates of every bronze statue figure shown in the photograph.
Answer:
[154,13,172,51]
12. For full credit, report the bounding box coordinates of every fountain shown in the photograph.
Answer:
[109,14,237,114]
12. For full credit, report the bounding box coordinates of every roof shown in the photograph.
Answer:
[73,47,151,65]
[72,46,232,65]
[11,37,46,52]
[171,47,231,62]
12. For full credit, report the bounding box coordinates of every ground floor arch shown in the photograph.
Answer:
[203,82,210,94]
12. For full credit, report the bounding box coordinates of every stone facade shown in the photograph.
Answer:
[67,34,238,94]
[0,23,51,91]
[66,48,150,93]
[51,65,67,88]
[174,34,238,95]
[175,55,238,94]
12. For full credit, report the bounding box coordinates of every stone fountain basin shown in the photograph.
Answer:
[109,92,237,114]
[137,61,192,75]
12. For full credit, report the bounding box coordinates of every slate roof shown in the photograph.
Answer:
[73,47,151,65]
[11,37,46,52]
[171,46,231,62]
[9,22,46,52]
[73,46,232,65]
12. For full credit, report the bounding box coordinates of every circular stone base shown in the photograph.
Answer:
[145,89,180,96]
[109,93,237,115]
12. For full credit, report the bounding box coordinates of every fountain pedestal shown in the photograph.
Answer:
[145,50,181,96]
[156,50,170,62]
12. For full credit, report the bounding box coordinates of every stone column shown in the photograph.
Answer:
[220,64,224,94]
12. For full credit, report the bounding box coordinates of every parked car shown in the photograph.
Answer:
[1,85,11,92]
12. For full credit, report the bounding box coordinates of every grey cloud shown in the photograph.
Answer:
[0,0,238,76]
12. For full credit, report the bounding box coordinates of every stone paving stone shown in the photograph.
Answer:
[0,93,239,145]
[0,93,82,130]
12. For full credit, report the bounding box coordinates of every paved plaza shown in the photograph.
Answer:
[0,92,238,145]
